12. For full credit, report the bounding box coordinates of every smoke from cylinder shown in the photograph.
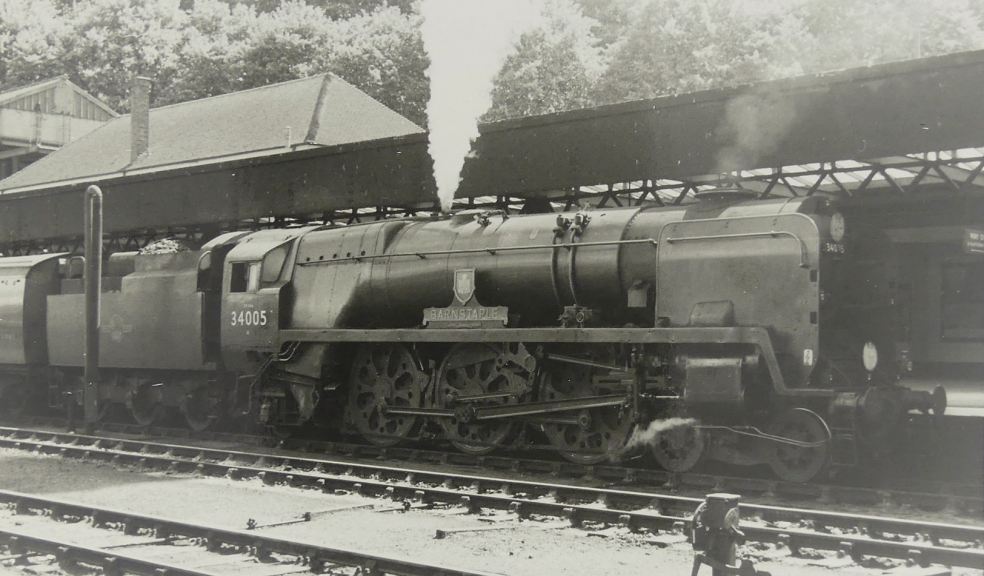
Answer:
[618,417,698,456]
[420,0,542,212]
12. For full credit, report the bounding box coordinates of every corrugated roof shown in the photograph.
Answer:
[0,73,423,193]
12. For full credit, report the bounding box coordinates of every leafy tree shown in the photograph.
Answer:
[797,0,984,70]
[231,1,333,87]
[59,0,188,111]
[486,0,606,120]
[155,0,254,104]
[3,0,983,126]
[0,0,67,87]
[324,6,429,125]
[215,0,415,18]
[573,0,639,47]
[595,0,808,103]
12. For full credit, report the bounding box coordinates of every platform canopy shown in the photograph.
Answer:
[1,49,983,252]
[456,49,984,213]
[0,73,429,250]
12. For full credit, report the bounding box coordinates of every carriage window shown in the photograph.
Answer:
[941,261,984,341]
[230,261,261,293]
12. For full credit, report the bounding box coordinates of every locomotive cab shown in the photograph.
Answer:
[218,228,315,370]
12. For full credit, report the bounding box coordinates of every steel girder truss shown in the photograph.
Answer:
[512,148,984,211]
[3,148,982,257]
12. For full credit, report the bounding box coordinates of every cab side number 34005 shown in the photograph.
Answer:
[231,310,268,326]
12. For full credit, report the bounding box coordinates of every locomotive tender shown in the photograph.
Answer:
[0,190,946,482]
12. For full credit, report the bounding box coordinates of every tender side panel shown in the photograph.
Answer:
[47,259,208,370]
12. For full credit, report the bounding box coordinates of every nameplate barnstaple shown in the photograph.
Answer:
[423,268,509,328]
[423,305,509,325]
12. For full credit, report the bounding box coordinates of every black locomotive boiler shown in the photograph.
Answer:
[0,190,946,482]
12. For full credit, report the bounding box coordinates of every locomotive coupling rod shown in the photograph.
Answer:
[541,352,624,371]
[83,185,103,425]
[450,391,519,403]
[384,407,456,418]
[474,395,627,420]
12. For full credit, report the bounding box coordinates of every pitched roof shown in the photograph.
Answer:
[0,76,64,105]
[0,73,423,193]
[0,75,117,117]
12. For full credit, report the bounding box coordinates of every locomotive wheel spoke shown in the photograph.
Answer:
[767,407,831,483]
[436,343,530,455]
[125,378,165,427]
[539,357,634,465]
[348,343,425,447]
[180,380,221,432]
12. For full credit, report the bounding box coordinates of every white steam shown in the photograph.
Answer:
[420,0,543,212]
[620,417,697,454]
[715,91,798,173]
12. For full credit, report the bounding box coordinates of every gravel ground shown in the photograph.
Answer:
[0,448,976,576]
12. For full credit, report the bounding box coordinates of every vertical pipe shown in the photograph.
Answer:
[83,185,103,424]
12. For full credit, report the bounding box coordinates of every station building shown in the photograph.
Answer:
[0,76,116,179]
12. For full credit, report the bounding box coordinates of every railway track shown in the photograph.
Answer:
[19,416,984,519]
[1,426,982,570]
[0,489,498,576]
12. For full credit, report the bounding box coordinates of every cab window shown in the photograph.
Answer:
[230,261,261,293]
[261,245,289,286]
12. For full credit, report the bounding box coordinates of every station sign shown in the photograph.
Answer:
[963,228,984,254]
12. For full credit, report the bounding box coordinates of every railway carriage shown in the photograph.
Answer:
[0,190,946,482]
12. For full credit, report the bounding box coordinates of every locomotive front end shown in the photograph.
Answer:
[810,203,948,463]
[645,191,946,480]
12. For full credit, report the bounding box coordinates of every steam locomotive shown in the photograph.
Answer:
[0,190,946,482]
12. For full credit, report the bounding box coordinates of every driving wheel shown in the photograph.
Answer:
[348,343,426,446]
[126,377,166,427]
[180,379,222,432]
[651,421,705,472]
[539,360,634,465]
[436,343,532,455]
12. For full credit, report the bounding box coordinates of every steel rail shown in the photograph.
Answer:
[8,419,984,517]
[0,489,501,576]
[0,527,220,576]
[1,427,982,569]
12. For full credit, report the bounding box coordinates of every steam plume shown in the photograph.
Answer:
[715,91,797,173]
[619,417,697,455]
[420,0,542,212]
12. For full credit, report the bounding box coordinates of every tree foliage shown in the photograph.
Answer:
[0,0,426,124]
[0,0,982,125]
[595,0,808,102]
[0,0,67,85]
[60,0,188,111]
[485,0,605,120]
[326,5,429,124]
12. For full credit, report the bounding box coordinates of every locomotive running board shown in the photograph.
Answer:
[278,326,833,398]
